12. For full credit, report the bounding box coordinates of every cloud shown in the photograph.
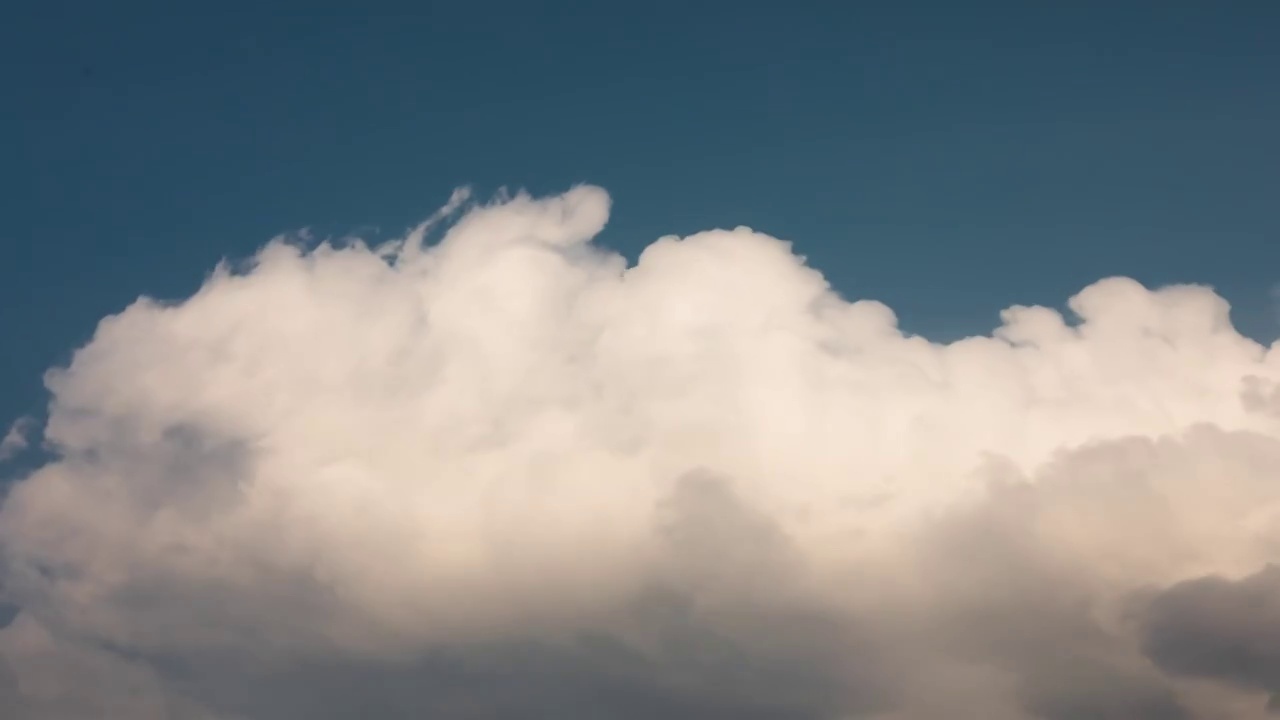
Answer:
[2,185,1280,717]
[0,418,32,462]
[1141,564,1280,709]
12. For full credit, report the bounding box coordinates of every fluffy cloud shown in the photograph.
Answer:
[2,185,1280,718]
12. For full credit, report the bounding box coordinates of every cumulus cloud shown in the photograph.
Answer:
[2,185,1280,718]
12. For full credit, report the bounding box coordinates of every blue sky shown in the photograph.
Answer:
[2,1,1278,427]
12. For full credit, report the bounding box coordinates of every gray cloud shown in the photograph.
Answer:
[0,418,33,462]
[1141,565,1280,703]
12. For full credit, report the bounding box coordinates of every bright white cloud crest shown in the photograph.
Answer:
[3,186,1280,718]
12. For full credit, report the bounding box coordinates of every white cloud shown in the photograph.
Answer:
[2,185,1280,718]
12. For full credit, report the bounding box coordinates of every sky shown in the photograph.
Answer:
[2,2,1280,718]
[3,2,1279,423]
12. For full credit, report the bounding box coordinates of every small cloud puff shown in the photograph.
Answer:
[0,418,33,462]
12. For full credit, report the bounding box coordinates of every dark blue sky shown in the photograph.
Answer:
[2,2,1278,427]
